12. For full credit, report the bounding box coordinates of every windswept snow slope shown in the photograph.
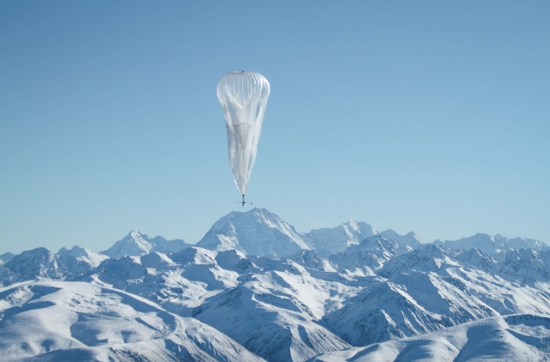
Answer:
[192,260,353,362]
[310,314,550,362]
[0,280,264,362]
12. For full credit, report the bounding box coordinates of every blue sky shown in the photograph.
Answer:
[1,1,548,254]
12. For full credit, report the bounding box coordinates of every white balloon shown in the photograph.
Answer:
[217,71,270,196]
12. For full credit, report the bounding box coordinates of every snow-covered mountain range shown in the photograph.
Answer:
[433,233,550,255]
[1,208,549,361]
[102,231,190,259]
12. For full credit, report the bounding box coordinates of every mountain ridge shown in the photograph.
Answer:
[2,208,547,258]
[1,208,549,361]
[101,230,190,259]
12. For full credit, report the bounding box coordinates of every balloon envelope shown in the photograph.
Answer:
[217,71,270,195]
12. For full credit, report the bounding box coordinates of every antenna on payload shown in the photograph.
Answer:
[237,194,253,207]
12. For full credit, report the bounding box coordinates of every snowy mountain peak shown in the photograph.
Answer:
[357,234,399,253]
[129,229,144,238]
[196,208,311,257]
[101,230,153,259]
[378,229,422,251]
[307,220,377,255]
[58,245,88,257]
[57,245,108,267]
[346,219,360,231]
[3,247,61,282]
[101,230,189,259]
[5,247,54,268]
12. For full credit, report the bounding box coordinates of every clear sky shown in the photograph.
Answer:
[1,1,549,254]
